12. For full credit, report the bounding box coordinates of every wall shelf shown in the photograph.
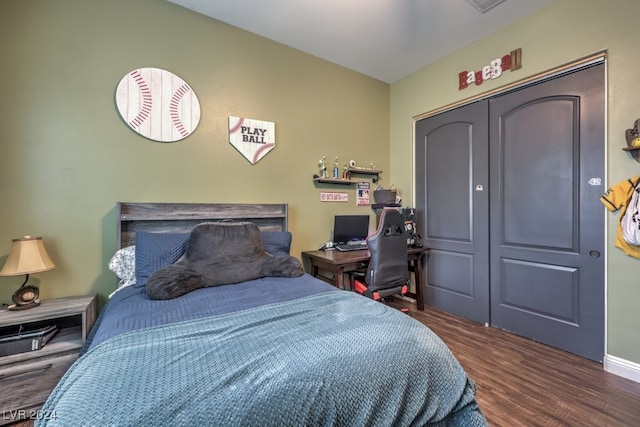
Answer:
[313,177,356,185]
[347,168,381,183]
[312,168,382,185]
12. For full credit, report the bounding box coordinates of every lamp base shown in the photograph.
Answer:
[10,284,41,311]
[8,300,41,311]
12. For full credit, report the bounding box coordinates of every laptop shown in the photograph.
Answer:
[333,215,370,251]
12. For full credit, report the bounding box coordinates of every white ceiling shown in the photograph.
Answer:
[167,0,555,83]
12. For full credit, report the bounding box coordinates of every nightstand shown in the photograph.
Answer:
[0,295,97,425]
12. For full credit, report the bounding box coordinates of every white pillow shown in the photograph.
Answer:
[108,246,136,298]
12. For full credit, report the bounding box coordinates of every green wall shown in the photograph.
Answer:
[390,0,640,365]
[0,0,389,305]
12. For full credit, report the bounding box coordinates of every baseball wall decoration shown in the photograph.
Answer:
[458,48,522,90]
[228,116,276,165]
[115,67,201,142]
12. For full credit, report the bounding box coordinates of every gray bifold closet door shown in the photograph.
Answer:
[415,62,605,361]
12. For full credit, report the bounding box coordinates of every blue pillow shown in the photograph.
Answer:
[261,231,292,257]
[135,231,190,287]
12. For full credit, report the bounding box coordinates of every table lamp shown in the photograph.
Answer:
[0,236,56,310]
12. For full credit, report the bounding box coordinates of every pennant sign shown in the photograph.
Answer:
[228,116,276,165]
[320,192,349,202]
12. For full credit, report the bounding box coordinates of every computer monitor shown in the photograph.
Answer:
[333,215,370,244]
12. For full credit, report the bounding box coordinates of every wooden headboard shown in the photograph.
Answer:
[116,202,289,249]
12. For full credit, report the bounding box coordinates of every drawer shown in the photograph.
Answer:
[0,352,78,425]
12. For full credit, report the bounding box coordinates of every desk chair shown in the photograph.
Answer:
[351,209,410,305]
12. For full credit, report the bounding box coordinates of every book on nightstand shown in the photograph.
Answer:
[0,324,59,357]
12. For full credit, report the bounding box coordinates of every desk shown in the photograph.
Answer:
[301,247,427,311]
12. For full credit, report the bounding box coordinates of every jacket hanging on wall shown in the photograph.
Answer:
[600,176,640,259]
[621,178,640,246]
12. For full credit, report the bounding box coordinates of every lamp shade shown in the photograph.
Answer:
[0,236,56,276]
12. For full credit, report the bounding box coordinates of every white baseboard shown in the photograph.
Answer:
[604,354,640,383]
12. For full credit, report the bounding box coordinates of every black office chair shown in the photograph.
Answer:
[351,209,410,305]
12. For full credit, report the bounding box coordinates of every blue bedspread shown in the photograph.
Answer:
[84,274,335,352]
[40,278,486,426]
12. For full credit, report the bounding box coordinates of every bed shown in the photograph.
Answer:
[37,202,487,426]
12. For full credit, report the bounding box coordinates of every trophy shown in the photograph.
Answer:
[317,156,328,178]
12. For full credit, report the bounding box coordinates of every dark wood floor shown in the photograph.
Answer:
[392,298,640,426]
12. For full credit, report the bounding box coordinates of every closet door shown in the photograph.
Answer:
[415,101,490,324]
[414,63,605,361]
[488,63,605,361]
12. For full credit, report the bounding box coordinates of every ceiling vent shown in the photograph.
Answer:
[465,0,507,13]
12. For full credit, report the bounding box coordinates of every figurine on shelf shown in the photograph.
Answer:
[318,156,328,178]
[333,156,339,179]
[342,162,350,180]
[370,161,376,170]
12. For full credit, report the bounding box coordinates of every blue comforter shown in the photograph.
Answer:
[39,276,486,426]
[83,274,335,353]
